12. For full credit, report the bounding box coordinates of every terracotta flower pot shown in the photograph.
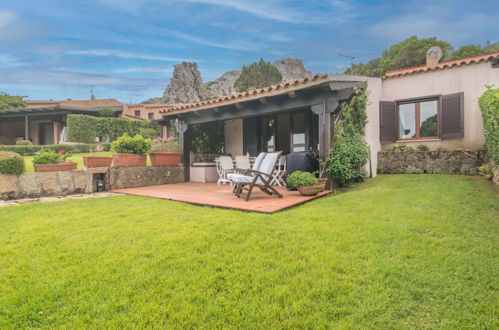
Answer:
[297,184,323,196]
[83,156,113,168]
[112,153,147,167]
[34,162,77,172]
[150,152,182,166]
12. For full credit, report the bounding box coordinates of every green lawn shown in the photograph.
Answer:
[0,175,497,328]
[23,151,152,173]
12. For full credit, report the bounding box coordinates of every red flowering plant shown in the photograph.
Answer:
[152,136,180,153]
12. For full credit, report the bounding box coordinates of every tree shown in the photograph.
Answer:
[98,107,116,117]
[349,37,498,77]
[234,58,282,93]
[0,93,24,111]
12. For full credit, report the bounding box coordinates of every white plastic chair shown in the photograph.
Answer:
[271,155,287,186]
[216,156,235,185]
[235,155,251,170]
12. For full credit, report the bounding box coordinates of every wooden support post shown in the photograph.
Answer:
[24,115,30,141]
[183,125,191,182]
[318,111,331,159]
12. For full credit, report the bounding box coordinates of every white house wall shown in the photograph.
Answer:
[224,119,243,156]
[380,61,499,150]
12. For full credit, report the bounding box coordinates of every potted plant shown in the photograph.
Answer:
[150,136,182,166]
[286,171,322,196]
[111,134,152,167]
[82,155,113,168]
[33,149,77,172]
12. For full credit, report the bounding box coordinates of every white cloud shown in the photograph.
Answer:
[66,49,199,62]
[0,53,24,67]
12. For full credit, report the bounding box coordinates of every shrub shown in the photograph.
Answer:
[152,137,180,152]
[111,134,152,154]
[0,151,25,175]
[286,171,318,187]
[478,86,499,164]
[16,140,32,145]
[67,115,98,143]
[392,144,414,152]
[98,107,116,117]
[190,121,224,153]
[67,114,161,143]
[0,144,95,156]
[478,164,493,179]
[416,144,429,151]
[32,149,72,164]
[234,58,282,93]
[327,88,370,186]
[328,132,370,185]
[436,146,448,152]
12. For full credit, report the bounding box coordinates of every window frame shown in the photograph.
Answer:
[148,112,154,120]
[396,95,441,141]
[134,110,141,118]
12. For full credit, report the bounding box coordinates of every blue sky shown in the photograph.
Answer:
[0,0,497,103]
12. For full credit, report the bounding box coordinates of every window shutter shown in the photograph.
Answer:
[441,92,464,139]
[380,101,397,141]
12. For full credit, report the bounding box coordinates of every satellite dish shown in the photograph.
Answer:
[426,46,443,61]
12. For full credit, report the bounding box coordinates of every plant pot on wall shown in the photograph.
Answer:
[83,156,113,168]
[34,162,77,172]
[296,184,323,196]
[112,153,147,167]
[150,152,181,166]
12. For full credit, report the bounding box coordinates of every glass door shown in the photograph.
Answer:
[39,123,54,145]
[291,112,306,152]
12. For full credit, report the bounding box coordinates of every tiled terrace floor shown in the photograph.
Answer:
[111,182,330,213]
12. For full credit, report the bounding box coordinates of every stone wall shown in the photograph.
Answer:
[106,165,184,189]
[377,150,486,175]
[0,165,184,200]
[0,170,89,200]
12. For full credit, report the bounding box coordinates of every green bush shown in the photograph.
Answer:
[67,115,97,143]
[327,88,370,186]
[328,133,370,186]
[152,137,180,152]
[67,114,161,143]
[98,107,116,117]
[0,143,95,156]
[32,149,72,164]
[286,171,318,187]
[0,151,25,175]
[16,140,32,145]
[111,134,152,154]
[416,144,430,151]
[190,121,224,153]
[234,58,282,93]
[478,86,499,164]
[392,144,415,152]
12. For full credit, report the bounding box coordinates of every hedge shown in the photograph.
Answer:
[0,151,25,174]
[67,114,161,143]
[478,86,499,164]
[0,143,98,156]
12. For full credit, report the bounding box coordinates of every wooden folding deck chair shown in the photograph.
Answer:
[229,152,283,201]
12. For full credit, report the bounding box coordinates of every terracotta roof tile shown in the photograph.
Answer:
[159,74,329,115]
[384,51,499,78]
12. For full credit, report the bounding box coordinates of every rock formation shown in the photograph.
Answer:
[158,58,313,104]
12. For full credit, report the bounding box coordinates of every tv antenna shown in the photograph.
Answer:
[338,53,355,75]
[90,85,95,100]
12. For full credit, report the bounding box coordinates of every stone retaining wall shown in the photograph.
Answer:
[0,165,184,200]
[106,165,184,189]
[377,150,486,175]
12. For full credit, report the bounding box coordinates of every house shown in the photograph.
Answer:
[0,99,123,145]
[123,103,185,121]
[159,51,499,180]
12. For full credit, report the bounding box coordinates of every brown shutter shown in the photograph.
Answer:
[380,101,397,141]
[441,92,464,139]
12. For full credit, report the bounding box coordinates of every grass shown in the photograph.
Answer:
[0,175,497,328]
[23,151,152,173]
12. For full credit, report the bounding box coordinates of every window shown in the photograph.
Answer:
[398,99,438,140]
[148,112,154,120]
[291,112,306,152]
[134,110,141,117]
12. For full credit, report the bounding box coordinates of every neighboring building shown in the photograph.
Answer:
[159,51,499,179]
[123,103,184,120]
[0,99,123,145]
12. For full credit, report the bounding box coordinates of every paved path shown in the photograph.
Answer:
[0,192,120,207]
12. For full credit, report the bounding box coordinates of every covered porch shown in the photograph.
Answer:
[160,74,368,182]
